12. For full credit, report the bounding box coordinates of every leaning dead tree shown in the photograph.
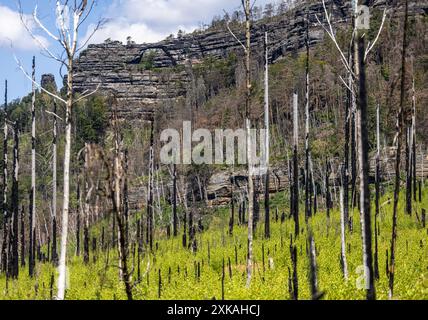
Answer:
[16,0,101,300]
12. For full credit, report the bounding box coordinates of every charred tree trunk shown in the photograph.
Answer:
[76,183,81,257]
[390,0,408,300]
[264,31,271,239]
[229,175,235,236]
[308,231,322,300]
[1,81,8,275]
[20,206,25,267]
[29,56,37,277]
[148,121,155,251]
[304,14,312,223]
[51,101,58,265]
[111,112,133,300]
[292,93,300,237]
[243,0,255,288]
[374,104,381,281]
[357,30,376,300]
[290,235,298,300]
[172,164,178,237]
[339,187,349,280]
[10,123,19,279]
[325,159,331,219]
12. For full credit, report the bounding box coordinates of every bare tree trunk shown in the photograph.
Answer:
[1,81,8,275]
[344,63,351,228]
[229,174,235,236]
[148,121,154,251]
[374,104,380,280]
[292,93,300,237]
[325,158,331,219]
[290,235,298,300]
[29,56,37,277]
[76,182,81,257]
[357,31,376,300]
[308,231,322,299]
[264,31,270,239]
[51,101,58,265]
[389,0,409,300]
[20,206,25,267]
[243,0,255,289]
[83,145,90,265]
[11,123,19,279]
[172,164,177,237]
[405,124,412,215]
[304,13,311,223]
[57,60,74,300]
[411,76,417,202]
[339,187,349,280]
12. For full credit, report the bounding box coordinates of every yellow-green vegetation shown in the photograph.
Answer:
[1,188,427,300]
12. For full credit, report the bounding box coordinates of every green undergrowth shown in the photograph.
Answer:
[1,187,427,300]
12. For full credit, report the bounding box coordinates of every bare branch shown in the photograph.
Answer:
[365,8,388,61]
[224,10,246,52]
[76,19,105,53]
[315,0,352,74]
[32,5,61,43]
[74,84,101,103]
[14,55,66,104]
[45,110,64,121]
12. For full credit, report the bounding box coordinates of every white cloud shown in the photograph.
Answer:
[0,5,49,51]
[82,0,272,45]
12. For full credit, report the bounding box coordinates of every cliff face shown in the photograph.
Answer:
[72,0,427,120]
[72,0,342,119]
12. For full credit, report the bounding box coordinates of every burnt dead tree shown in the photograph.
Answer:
[356,19,376,301]
[264,31,271,239]
[292,93,300,237]
[29,56,37,277]
[304,12,312,223]
[51,101,58,265]
[390,0,409,300]
[339,187,349,280]
[10,123,20,279]
[1,81,8,275]
[16,0,102,299]
[109,111,133,300]
[172,164,178,237]
[147,121,155,251]
[316,0,386,300]
[20,206,25,267]
[374,104,381,280]
[225,0,255,287]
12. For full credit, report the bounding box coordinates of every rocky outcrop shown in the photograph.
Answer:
[41,74,57,91]
[72,0,427,120]
[71,0,346,119]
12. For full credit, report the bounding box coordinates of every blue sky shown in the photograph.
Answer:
[0,0,276,101]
